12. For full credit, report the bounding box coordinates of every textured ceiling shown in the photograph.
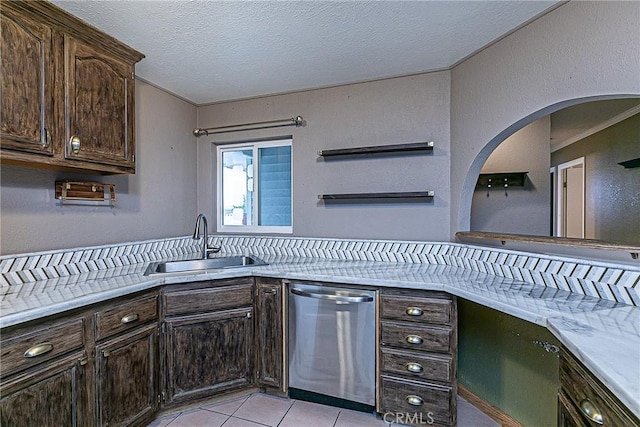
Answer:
[51,0,560,105]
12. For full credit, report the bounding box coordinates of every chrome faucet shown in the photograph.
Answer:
[192,213,221,259]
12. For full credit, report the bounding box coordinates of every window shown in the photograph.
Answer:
[217,138,292,233]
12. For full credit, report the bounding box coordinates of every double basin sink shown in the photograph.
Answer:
[144,255,268,276]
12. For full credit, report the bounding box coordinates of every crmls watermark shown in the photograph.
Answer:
[382,411,435,425]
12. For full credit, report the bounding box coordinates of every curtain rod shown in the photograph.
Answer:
[193,116,304,137]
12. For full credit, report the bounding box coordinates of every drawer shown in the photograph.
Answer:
[560,348,639,426]
[381,347,453,383]
[380,375,455,427]
[163,283,253,316]
[1,318,84,378]
[381,321,453,353]
[95,294,158,340]
[381,294,452,325]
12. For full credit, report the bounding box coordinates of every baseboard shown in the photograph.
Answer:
[458,384,524,427]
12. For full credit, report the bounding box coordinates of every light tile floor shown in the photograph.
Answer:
[148,392,499,427]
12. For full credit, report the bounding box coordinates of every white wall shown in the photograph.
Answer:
[471,117,551,235]
[197,72,451,241]
[0,81,198,254]
[451,1,640,237]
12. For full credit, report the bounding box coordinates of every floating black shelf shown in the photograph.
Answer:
[318,142,433,157]
[318,191,434,200]
[476,172,528,188]
[618,157,640,169]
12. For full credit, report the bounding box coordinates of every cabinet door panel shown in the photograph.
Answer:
[96,324,157,427]
[64,36,134,169]
[256,280,283,390]
[165,308,253,404]
[0,6,53,155]
[0,352,86,427]
[558,391,587,427]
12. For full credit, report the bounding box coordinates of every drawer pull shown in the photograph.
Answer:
[406,362,424,373]
[406,395,423,406]
[23,343,54,358]
[405,335,423,345]
[120,313,139,324]
[405,307,423,316]
[579,399,604,425]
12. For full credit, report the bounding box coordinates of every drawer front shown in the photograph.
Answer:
[95,294,158,341]
[164,283,254,316]
[0,318,84,378]
[381,294,452,325]
[381,347,453,383]
[560,349,638,426]
[381,376,454,427]
[381,321,452,353]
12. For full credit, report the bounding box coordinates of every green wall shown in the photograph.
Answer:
[458,299,560,426]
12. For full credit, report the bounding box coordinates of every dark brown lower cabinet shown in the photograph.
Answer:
[0,351,87,427]
[164,307,254,405]
[378,290,457,427]
[255,278,284,391]
[95,324,158,427]
[558,347,639,427]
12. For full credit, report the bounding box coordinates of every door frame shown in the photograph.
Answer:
[556,157,585,238]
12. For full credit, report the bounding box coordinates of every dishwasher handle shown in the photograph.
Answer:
[290,287,374,303]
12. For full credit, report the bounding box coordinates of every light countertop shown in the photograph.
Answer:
[1,253,638,417]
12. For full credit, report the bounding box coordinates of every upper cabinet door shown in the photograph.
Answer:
[0,6,53,155]
[64,36,135,171]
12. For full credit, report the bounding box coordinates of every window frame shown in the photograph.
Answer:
[216,137,293,234]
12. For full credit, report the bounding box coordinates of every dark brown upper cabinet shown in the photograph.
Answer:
[0,5,54,156]
[64,36,135,170]
[0,1,144,174]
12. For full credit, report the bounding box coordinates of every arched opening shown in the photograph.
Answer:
[460,95,640,244]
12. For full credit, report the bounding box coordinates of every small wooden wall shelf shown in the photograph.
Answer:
[476,172,527,188]
[318,142,433,157]
[55,181,116,203]
[318,191,434,201]
[618,158,640,169]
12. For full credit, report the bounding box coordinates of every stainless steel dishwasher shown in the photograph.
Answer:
[288,283,376,407]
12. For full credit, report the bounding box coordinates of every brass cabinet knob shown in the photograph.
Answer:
[23,342,54,358]
[406,395,423,406]
[579,399,604,425]
[70,135,81,154]
[406,362,424,373]
[405,335,423,345]
[405,307,423,316]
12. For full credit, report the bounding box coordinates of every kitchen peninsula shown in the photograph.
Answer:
[1,235,638,426]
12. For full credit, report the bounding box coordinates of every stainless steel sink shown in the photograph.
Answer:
[144,255,268,276]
